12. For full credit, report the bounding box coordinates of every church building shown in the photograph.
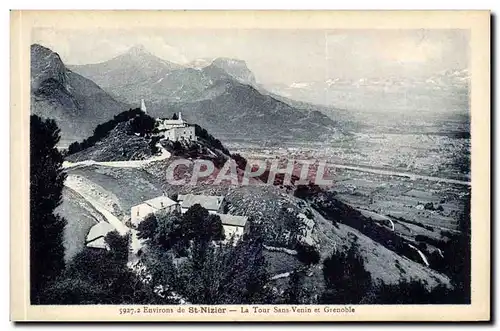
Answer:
[157,112,197,142]
[139,99,197,142]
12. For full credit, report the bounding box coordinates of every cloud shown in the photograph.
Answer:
[379,38,442,64]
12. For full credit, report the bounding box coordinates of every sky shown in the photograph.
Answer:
[32,28,470,86]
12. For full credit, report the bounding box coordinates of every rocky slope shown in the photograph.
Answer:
[31,44,129,143]
[155,79,339,141]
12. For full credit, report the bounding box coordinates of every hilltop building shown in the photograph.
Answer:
[156,111,197,142]
[164,125,196,142]
[158,112,186,130]
[137,100,197,142]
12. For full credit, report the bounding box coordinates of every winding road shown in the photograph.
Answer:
[330,164,470,186]
[355,206,431,268]
[62,144,171,170]
[64,175,144,253]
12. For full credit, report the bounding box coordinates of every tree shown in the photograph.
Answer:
[174,232,276,304]
[172,113,178,120]
[231,231,276,304]
[137,213,158,240]
[283,270,311,304]
[104,231,130,264]
[130,112,156,136]
[149,136,161,154]
[30,115,67,304]
[183,204,225,242]
[138,213,276,304]
[295,243,321,265]
[320,243,372,304]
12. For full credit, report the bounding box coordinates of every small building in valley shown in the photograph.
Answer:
[177,194,225,214]
[130,194,180,226]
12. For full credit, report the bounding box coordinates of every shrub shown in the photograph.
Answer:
[231,153,248,171]
[373,279,457,304]
[193,124,230,155]
[320,243,372,304]
[295,243,321,265]
[149,136,161,154]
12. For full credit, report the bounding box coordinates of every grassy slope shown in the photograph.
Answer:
[311,208,451,291]
[56,187,100,263]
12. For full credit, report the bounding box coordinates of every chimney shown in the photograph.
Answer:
[178,112,182,121]
[140,99,147,113]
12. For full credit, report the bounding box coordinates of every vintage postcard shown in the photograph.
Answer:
[10,10,490,322]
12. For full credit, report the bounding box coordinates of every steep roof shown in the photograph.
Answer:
[163,119,186,125]
[140,195,178,210]
[178,194,224,211]
[215,213,248,227]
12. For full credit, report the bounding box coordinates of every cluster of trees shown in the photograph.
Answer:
[137,205,225,256]
[137,205,277,304]
[422,201,444,211]
[67,108,156,155]
[42,231,159,304]
[193,124,230,155]
[295,242,321,266]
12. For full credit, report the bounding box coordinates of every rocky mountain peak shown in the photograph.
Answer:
[31,43,67,89]
[211,57,256,86]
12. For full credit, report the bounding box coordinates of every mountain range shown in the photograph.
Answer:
[59,45,340,142]
[31,44,129,143]
[265,70,470,112]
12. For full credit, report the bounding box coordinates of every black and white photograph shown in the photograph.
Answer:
[10,10,490,322]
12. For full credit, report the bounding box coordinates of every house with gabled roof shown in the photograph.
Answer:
[130,194,180,226]
[215,213,248,243]
[177,194,225,214]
